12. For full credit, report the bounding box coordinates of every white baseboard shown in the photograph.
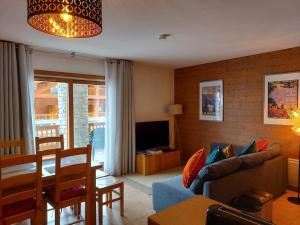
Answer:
[288,158,299,188]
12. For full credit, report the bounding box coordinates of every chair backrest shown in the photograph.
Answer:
[0,139,26,156]
[54,145,92,204]
[0,153,42,220]
[35,135,64,158]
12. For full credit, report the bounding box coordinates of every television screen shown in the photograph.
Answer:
[136,121,169,152]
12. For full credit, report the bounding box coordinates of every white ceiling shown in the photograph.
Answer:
[1,0,300,68]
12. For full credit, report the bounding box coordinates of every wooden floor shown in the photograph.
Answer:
[18,185,299,225]
[273,191,300,225]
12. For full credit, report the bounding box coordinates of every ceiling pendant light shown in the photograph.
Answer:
[27,0,102,38]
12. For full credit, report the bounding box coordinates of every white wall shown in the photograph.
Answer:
[33,51,105,75]
[133,62,175,147]
[132,62,174,122]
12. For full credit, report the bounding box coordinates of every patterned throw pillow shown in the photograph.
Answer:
[239,140,256,156]
[223,144,235,158]
[256,139,269,152]
[206,147,226,165]
[182,148,206,188]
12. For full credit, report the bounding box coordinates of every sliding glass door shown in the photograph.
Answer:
[34,75,105,162]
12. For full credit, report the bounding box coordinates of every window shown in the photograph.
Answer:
[33,71,105,162]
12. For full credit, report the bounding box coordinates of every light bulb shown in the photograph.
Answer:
[60,13,73,23]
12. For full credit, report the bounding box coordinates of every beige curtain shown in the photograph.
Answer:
[104,60,136,176]
[0,41,35,155]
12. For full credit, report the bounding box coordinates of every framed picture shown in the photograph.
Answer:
[264,72,300,125]
[199,79,223,121]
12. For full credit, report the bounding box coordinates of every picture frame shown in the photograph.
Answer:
[199,79,223,121]
[264,72,300,125]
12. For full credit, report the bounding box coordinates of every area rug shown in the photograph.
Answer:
[122,166,183,195]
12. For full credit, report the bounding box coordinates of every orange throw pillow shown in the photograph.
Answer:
[256,140,269,152]
[182,148,206,188]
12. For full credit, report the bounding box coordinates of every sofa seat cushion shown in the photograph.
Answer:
[46,186,85,202]
[182,148,206,188]
[3,198,36,218]
[190,156,242,194]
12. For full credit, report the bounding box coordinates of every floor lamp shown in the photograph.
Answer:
[288,109,300,205]
[168,104,183,150]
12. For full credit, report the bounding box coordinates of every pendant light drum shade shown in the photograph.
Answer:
[27,0,102,38]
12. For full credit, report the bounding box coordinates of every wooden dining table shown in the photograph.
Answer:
[2,155,103,225]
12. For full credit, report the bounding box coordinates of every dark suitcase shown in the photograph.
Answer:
[206,204,275,225]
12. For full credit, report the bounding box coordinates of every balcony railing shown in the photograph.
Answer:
[35,122,105,150]
[35,114,59,120]
[88,122,105,133]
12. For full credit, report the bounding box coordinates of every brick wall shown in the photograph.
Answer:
[175,47,300,161]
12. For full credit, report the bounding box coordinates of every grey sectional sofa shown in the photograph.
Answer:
[152,143,288,212]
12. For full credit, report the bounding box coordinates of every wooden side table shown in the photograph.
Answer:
[148,195,219,225]
[96,176,124,225]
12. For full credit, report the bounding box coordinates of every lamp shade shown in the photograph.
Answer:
[27,0,102,38]
[168,104,183,115]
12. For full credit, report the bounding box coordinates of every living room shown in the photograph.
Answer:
[0,1,299,225]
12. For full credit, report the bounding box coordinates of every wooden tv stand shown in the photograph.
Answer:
[136,150,181,175]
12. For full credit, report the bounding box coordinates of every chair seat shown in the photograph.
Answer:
[3,198,36,218]
[96,176,123,191]
[45,186,85,202]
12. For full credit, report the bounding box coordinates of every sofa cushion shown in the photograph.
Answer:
[239,141,256,156]
[240,151,270,169]
[182,148,206,188]
[210,143,244,156]
[256,139,269,152]
[206,147,226,164]
[223,144,235,158]
[190,156,242,194]
[268,143,282,158]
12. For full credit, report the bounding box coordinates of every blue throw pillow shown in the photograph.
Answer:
[239,140,256,156]
[206,147,226,165]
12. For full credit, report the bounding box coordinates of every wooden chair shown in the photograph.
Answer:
[0,139,26,157]
[96,176,124,225]
[0,153,42,225]
[42,145,92,225]
[35,135,64,156]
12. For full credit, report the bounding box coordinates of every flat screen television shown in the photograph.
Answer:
[136,121,169,152]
